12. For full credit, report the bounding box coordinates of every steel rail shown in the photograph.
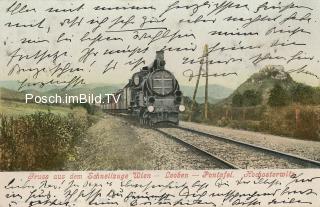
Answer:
[154,128,240,169]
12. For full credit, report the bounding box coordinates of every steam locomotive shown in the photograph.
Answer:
[101,51,185,125]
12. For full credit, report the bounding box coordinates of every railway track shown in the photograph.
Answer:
[155,126,320,169]
[110,113,320,168]
[153,128,239,169]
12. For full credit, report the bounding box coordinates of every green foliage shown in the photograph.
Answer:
[294,108,320,139]
[71,102,95,115]
[291,83,315,104]
[0,109,89,170]
[268,84,290,107]
[262,106,320,141]
[232,92,243,107]
[242,90,262,106]
[212,105,320,141]
[315,87,320,103]
[231,90,261,107]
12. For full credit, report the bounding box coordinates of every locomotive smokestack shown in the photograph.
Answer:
[154,51,165,70]
[156,51,164,61]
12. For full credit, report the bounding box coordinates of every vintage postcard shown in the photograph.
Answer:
[0,0,319,206]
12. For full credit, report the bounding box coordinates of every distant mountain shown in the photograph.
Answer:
[0,80,125,93]
[43,85,122,97]
[180,84,234,103]
[219,65,298,105]
[21,89,42,96]
[0,80,63,92]
[0,87,25,101]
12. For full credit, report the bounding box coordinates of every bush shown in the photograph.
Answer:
[0,109,89,170]
[294,107,320,140]
[260,107,293,136]
[261,106,320,140]
[71,102,96,115]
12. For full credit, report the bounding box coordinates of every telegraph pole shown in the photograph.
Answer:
[188,45,207,122]
[204,44,209,120]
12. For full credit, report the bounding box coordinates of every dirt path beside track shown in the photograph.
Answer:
[65,115,220,170]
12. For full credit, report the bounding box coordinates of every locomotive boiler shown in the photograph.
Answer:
[101,51,185,125]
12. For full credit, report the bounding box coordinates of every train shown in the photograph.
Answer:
[101,51,185,126]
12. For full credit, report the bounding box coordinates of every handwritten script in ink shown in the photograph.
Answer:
[0,170,319,206]
[0,0,319,90]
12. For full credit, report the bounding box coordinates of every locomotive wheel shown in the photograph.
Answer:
[149,120,153,128]
[145,119,152,128]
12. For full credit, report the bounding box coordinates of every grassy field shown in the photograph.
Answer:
[0,99,73,116]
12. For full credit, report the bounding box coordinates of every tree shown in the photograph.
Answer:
[242,90,262,106]
[232,92,243,107]
[291,83,315,105]
[268,84,289,107]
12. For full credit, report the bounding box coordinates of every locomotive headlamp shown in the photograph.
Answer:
[133,75,140,86]
[179,105,186,112]
[148,105,155,112]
